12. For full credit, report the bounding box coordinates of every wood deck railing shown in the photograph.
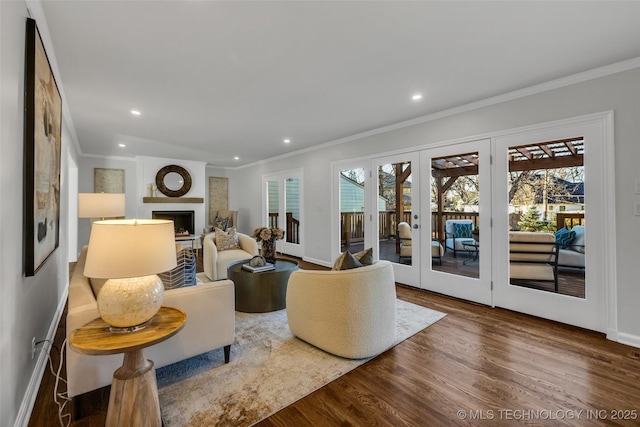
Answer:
[271,210,584,247]
[556,212,585,230]
[340,211,479,246]
[269,212,301,244]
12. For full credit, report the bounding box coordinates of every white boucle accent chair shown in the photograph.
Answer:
[203,231,258,280]
[286,260,397,359]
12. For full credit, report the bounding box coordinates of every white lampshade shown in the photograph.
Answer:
[84,219,177,278]
[84,219,177,331]
[78,193,126,219]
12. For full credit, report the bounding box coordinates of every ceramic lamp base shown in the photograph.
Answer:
[97,275,164,331]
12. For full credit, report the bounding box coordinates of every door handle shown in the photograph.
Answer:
[413,224,419,229]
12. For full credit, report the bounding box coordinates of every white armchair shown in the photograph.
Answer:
[203,231,258,280]
[398,222,412,263]
[286,261,397,359]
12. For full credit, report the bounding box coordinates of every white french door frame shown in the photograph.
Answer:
[492,112,615,334]
[262,169,304,258]
[419,139,493,306]
[329,111,616,336]
[371,152,421,287]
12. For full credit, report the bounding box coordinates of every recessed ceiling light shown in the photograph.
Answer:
[234,156,240,160]
[284,139,291,144]
[412,94,422,101]
[130,110,141,116]
[118,143,126,148]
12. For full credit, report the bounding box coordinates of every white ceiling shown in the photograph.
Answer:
[41,1,640,167]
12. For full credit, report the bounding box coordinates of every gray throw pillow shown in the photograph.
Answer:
[332,250,363,271]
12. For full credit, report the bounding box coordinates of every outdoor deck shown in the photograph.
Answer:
[345,238,585,299]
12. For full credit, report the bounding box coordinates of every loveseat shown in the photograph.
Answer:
[286,260,397,359]
[66,246,235,400]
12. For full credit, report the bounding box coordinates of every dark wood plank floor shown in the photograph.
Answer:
[29,255,638,426]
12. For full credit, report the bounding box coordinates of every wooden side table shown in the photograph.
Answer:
[70,307,186,427]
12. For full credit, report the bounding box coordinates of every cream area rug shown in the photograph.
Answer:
[156,299,446,426]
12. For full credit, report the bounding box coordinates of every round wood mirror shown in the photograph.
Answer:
[155,165,192,197]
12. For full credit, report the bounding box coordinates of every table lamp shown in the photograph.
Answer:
[83,219,177,333]
[78,192,126,220]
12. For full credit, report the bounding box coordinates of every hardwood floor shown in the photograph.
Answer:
[29,256,639,426]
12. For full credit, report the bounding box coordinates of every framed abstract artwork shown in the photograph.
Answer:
[24,18,62,276]
[94,168,125,193]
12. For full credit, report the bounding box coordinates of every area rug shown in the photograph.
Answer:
[156,299,446,426]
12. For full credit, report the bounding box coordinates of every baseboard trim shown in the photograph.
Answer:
[15,287,68,427]
[616,332,640,350]
[302,256,332,269]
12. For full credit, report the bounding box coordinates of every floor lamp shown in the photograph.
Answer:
[78,193,126,220]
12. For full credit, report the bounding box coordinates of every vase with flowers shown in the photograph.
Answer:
[252,226,285,264]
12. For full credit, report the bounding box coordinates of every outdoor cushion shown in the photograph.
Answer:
[555,228,576,249]
[570,225,586,253]
[453,222,473,238]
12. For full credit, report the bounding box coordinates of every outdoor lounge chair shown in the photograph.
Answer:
[509,231,559,292]
[445,219,476,258]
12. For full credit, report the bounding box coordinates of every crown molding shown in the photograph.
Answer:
[234,56,640,170]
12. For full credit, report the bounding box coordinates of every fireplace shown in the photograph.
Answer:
[152,211,195,235]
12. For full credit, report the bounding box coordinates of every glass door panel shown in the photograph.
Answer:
[339,167,367,254]
[376,161,413,265]
[506,138,585,298]
[430,151,480,279]
[267,180,279,229]
[285,177,301,244]
[372,152,420,287]
[263,170,303,258]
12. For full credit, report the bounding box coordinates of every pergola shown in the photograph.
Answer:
[392,137,585,243]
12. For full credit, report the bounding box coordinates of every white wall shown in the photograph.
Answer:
[230,67,640,343]
[136,156,207,235]
[76,156,209,249]
[1,1,74,425]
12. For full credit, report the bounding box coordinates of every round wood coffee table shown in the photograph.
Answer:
[228,259,298,313]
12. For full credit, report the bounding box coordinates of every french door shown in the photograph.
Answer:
[419,140,493,306]
[492,116,611,332]
[331,113,612,332]
[263,169,303,258]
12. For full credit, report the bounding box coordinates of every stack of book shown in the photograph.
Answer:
[242,262,275,273]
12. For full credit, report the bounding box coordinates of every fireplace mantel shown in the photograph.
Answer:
[143,197,204,204]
